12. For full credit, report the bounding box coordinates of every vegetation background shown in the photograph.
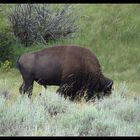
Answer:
[0,4,140,136]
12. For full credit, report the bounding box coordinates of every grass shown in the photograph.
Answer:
[0,4,140,136]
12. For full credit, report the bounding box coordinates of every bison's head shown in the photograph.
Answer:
[98,76,113,97]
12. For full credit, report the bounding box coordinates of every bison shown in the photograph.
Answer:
[17,45,113,101]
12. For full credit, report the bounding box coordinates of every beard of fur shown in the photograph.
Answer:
[57,72,101,102]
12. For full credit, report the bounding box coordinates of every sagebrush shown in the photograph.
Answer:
[0,29,14,64]
[0,83,140,136]
[8,4,78,46]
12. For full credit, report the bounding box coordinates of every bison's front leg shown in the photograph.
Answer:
[57,82,81,101]
[57,74,83,101]
[85,82,97,102]
[57,84,68,99]
[86,89,96,102]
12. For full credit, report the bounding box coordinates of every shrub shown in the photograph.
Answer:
[8,4,78,47]
[0,29,14,64]
[0,60,12,72]
[0,83,140,136]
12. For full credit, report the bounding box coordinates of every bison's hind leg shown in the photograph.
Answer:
[19,82,34,98]
[19,75,34,98]
[19,83,25,95]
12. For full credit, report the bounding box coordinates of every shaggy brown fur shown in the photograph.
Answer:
[17,45,113,101]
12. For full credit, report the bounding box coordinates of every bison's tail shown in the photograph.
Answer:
[16,56,20,69]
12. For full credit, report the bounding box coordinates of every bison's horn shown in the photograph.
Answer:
[106,81,113,89]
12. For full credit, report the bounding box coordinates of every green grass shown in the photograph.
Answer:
[0,4,140,136]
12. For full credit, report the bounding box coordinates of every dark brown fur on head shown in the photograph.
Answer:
[97,76,113,98]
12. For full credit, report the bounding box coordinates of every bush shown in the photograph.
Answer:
[0,29,14,64]
[0,60,12,72]
[0,84,140,136]
[8,4,78,47]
